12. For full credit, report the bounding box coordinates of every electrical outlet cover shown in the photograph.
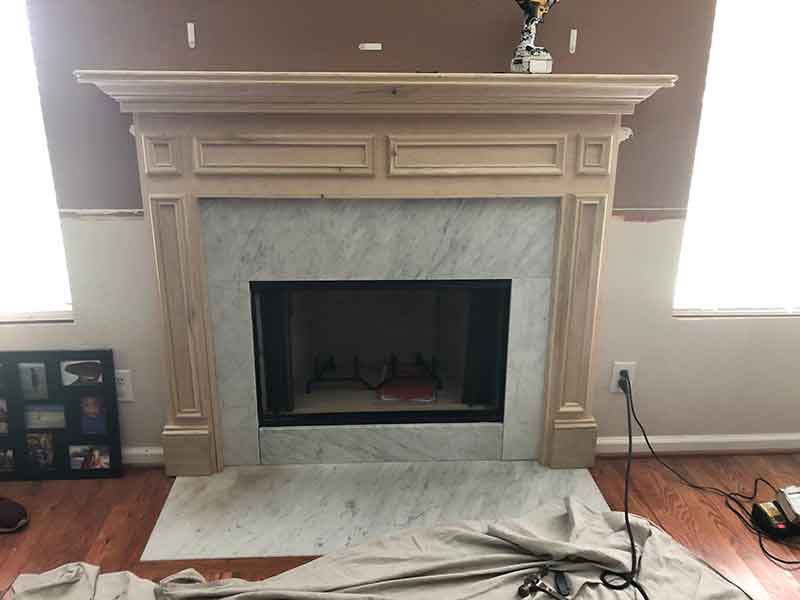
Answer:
[610,361,636,393]
[115,369,135,403]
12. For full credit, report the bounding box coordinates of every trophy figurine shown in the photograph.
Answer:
[510,0,561,74]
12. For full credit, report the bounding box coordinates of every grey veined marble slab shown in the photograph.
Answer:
[141,461,608,560]
[260,423,503,464]
[200,197,558,466]
[200,197,558,283]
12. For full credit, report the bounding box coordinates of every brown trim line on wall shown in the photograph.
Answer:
[60,208,145,219]
[611,207,687,222]
[59,208,686,222]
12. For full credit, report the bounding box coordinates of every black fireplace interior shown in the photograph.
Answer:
[251,280,510,426]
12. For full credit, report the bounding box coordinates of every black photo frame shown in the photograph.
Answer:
[0,350,122,480]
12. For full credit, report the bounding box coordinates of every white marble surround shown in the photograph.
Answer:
[260,423,504,464]
[142,461,607,559]
[201,197,558,465]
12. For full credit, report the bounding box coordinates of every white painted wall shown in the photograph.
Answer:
[593,217,800,443]
[0,215,167,447]
[4,215,798,451]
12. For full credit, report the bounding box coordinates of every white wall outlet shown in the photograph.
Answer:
[610,361,636,393]
[358,42,383,51]
[115,369,135,403]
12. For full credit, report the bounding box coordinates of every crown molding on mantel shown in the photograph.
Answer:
[75,70,677,115]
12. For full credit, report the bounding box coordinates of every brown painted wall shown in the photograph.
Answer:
[27,0,715,211]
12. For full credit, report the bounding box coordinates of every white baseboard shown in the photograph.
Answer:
[122,445,164,466]
[596,433,800,456]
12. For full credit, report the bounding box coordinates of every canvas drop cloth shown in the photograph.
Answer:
[10,499,750,599]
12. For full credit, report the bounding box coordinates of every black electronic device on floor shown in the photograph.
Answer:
[751,501,800,540]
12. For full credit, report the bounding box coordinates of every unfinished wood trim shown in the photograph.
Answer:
[74,71,678,115]
[576,134,613,176]
[161,427,215,476]
[540,194,607,467]
[148,193,219,474]
[193,134,375,176]
[143,136,181,175]
[562,195,607,417]
[80,72,673,473]
[388,135,566,176]
[149,195,201,421]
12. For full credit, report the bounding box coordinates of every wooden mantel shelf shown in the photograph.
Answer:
[75,70,677,116]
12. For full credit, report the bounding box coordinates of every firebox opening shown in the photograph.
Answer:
[251,280,510,426]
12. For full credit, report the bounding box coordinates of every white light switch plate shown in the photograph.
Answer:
[115,369,135,403]
[569,28,578,54]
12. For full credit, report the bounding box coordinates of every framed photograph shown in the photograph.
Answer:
[0,349,121,480]
[78,394,107,435]
[18,362,48,400]
[69,444,111,471]
[24,403,66,430]
[26,432,55,470]
[0,448,14,472]
[0,398,7,435]
[61,360,103,387]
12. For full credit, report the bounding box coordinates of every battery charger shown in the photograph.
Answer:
[751,501,800,540]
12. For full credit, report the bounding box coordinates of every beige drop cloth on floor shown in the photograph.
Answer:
[10,499,750,599]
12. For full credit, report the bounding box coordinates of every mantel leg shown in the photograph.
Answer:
[540,194,607,468]
[148,194,220,476]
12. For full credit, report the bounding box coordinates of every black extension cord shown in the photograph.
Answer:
[598,369,650,599]
[614,369,800,599]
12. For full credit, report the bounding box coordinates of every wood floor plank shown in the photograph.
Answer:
[623,457,769,599]
[592,454,800,600]
[692,456,800,599]
[84,469,173,570]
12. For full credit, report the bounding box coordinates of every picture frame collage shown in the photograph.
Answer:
[0,350,122,480]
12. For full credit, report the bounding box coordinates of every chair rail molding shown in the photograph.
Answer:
[79,71,675,475]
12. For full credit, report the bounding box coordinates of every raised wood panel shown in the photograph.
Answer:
[561,195,606,417]
[388,135,566,176]
[540,194,606,467]
[193,135,375,175]
[143,136,180,175]
[576,134,613,176]
[149,195,203,422]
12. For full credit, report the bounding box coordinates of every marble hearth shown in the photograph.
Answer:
[202,197,557,465]
[78,71,675,474]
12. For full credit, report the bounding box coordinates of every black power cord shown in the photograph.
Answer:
[612,369,800,599]
[619,370,800,568]
[599,368,650,599]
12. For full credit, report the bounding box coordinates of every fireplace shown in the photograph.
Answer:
[252,280,510,426]
[77,70,676,473]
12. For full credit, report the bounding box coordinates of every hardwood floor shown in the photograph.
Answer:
[1,456,799,599]
[591,454,800,600]
[0,468,317,595]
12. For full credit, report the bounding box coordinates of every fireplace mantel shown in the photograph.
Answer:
[76,70,676,115]
[78,71,675,475]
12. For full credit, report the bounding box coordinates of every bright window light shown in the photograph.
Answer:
[674,3,800,315]
[0,2,72,321]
